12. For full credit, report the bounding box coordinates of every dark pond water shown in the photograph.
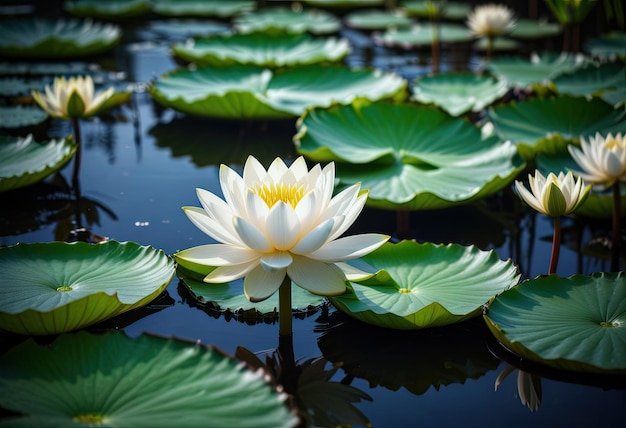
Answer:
[1,2,625,427]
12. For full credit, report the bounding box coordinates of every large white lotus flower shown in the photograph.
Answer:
[467,3,516,38]
[515,170,590,217]
[568,132,626,189]
[31,75,114,120]
[176,156,389,302]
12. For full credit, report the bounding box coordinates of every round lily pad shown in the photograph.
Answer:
[302,0,384,8]
[146,19,230,39]
[488,95,626,160]
[172,33,351,67]
[509,18,562,40]
[473,37,520,52]
[0,135,76,192]
[151,0,255,17]
[0,331,298,427]
[0,241,175,335]
[233,8,341,35]
[487,53,589,88]
[553,62,626,108]
[584,31,626,59]
[0,17,121,58]
[412,71,509,116]
[484,272,626,373]
[64,0,151,19]
[403,1,470,20]
[344,9,413,31]
[149,64,407,119]
[295,102,524,210]
[374,23,473,48]
[0,106,48,128]
[329,241,520,329]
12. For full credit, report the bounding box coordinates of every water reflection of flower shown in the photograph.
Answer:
[494,365,542,412]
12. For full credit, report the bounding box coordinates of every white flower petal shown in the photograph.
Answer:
[183,206,241,245]
[260,251,293,272]
[243,155,268,186]
[233,216,273,252]
[291,217,335,255]
[204,261,258,283]
[287,256,347,296]
[335,261,379,281]
[175,244,259,266]
[267,157,289,181]
[328,193,367,240]
[243,265,286,302]
[309,233,390,262]
[266,202,300,251]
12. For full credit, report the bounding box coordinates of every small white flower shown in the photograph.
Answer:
[515,170,590,217]
[568,132,626,189]
[176,156,389,302]
[467,3,516,38]
[31,75,115,120]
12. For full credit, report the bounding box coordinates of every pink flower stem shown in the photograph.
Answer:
[278,275,292,337]
[611,181,621,271]
[549,216,561,275]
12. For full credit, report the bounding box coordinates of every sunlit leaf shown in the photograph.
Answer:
[488,53,589,88]
[374,23,473,48]
[345,9,413,30]
[484,272,626,373]
[509,18,562,40]
[553,62,626,108]
[403,1,470,20]
[234,8,341,34]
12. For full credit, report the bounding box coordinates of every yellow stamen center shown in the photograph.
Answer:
[252,183,306,208]
[398,288,411,294]
[56,286,73,292]
[605,136,625,151]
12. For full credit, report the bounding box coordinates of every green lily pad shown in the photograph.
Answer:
[329,241,520,329]
[484,272,626,373]
[488,53,589,88]
[403,1,471,20]
[152,0,255,17]
[0,332,298,427]
[302,0,384,8]
[0,106,48,128]
[585,31,626,59]
[473,37,520,52]
[553,62,626,108]
[0,18,121,59]
[509,18,562,40]
[488,95,626,160]
[234,8,341,34]
[0,135,76,192]
[147,19,230,38]
[172,33,351,67]
[149,64,407,119]
[537,151,626,218]
[295,102,524,210]
[374,23,473,48]
[344,9,413,30]
[412,71,509,116]
[65,0,150,19]
[0,241,175,335]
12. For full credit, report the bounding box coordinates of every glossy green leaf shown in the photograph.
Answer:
[0,135,76,192]
[0,18,121,58]
[329,241,520,329]
[172,33,350,67]
[0,241,175,335]
[302,0,384,8]
[509,18,562,40]
[473,37,519,52]
[345,9,413,30]
[65,0,150,18]
[0,332,298,427]
[152,0,255,17]
[374,23,473,48]
[295,103,525,209]
[149,64,407,119]
[412,71,509,116]
[488,95,626,160]
[484,272,626,373]
[488,53,589,88]
[553,62,626,108]
[584,31,626,59]
[403,1,470,20]
[0,106,48,128]
[234,8,341,34]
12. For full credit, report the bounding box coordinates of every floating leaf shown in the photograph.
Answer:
[0,135,76,192]
[295,102,524,210]
[584,31,626,59]
[172,33,351,67]
[484,272,626,373]
[302,0,384,8]
[0,18,121,58]
[234,8,341,34]
[0,106,48,128]
[344,9,413,30]
[329,241,520,329]
[509,18,562,40]
[488,95,626,160]
[403,1,470,20]
[149,64,407,119]
[64,0,151,19]
[473,37,519,52]
[374,23,473,48]
[0,241,175,335]
[0,332,298,427]
[488,53,589,88]
[412,71,509,116]
[152,0,255,17]
[146,19,230,39]
[553,62,626,108]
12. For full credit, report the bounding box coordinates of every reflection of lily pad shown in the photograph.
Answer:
[553,62,626,108]
[344,9,413,30]
[484,272,626,373]
[412,72,509,116]
[537,151,626,218]
[319,312,500,394]
[0,18,121,58]
[584,31,626,59]
[234,8,341,34]
[295,103,524,210]
[403,1,470,20]
[152,0,255,17]
[488,53,588,88]
[172,33,351,67]
[149,64,407,119]
[65,0,150,18]
[488,95,626,160]
[0,332,298,427]
[0,241,175,335]
[330,241,520,329]
[0,135,76,192]
[374,23,473,48]
[0,106,48,128]
[509,18,562,39]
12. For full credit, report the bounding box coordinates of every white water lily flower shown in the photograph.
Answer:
[515,170,590,217]
[467,3,516,38]
[176,156,389,302]
[568,132,626,189]
[31,75,115,120]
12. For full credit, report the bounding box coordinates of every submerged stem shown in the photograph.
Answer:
[611,181,621,271]
[278,275,292,337]
[549,216,561,274]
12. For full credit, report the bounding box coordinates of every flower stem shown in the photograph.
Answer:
[611,181,621,271]
[549,216,561,274]
[71,118,82,194]
[278,275,292,337]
